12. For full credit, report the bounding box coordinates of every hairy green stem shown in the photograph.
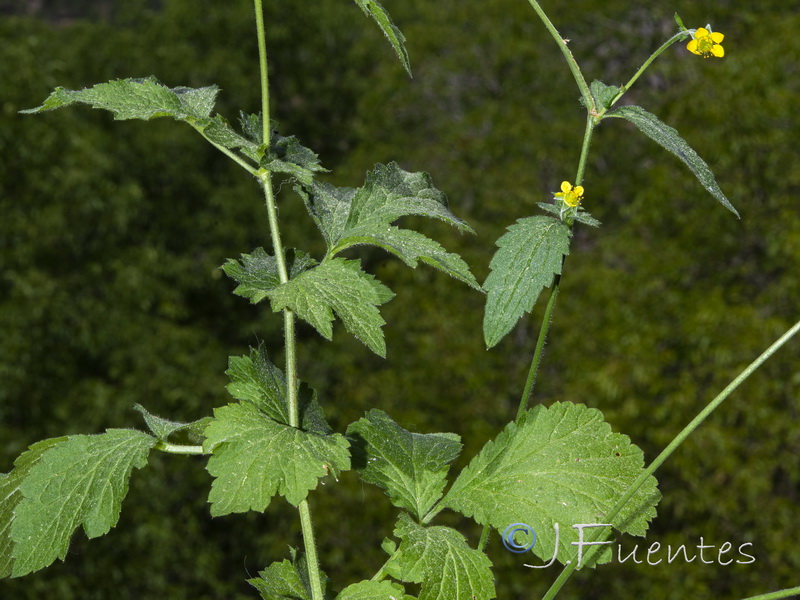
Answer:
[540,319,800,600]
[575,115,595,186]
[741,587,800,600]
[252,2,323,599]
[197,128,258,174]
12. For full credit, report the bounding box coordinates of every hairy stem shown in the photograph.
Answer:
[541,319,800,600]
[153,442,206,455]
[741,587,800,600]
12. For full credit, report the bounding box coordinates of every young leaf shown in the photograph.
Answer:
[607,105,739,216]
[337,580,413,600]
[352,0,412,76]
[132,404,211,443]
[536,202,601,227]
[441,402,661,567]
[385,513,496,600]
[483,216,571,348]
[202,114,262,162]
[347,409,462,520]
[588,80,621,110]
[298,162,479,289]
[222,248,317,304]
[21,76,218,122]
[203,402,350,516]
[249,558,309,600]
[1,438,67,578]
[9,430,157,577]
[226,346,332,434]
[266,258,395,357]
[263,132,329,186]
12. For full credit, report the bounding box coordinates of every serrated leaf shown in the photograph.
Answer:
[202,114,262,161]
[337,580,413,600]
[299,163,478,289]
[588,80,621,110]
[536,202,601,227]
[385,513,495,600]
[263,133,328,185]
[222,248,317,304]
[442,402,660,567]
[249,558,310,600]
[607,105,739,217]
[132,404,211,443]
[266,258,394,357]
[203,403,350,515]
[9,430,156,577]
[347,409,461,520]
[1,438,67,578]
[483,216,571,348]
[352,0,412,76]
[21,76,218,122]
[226,345,331,434]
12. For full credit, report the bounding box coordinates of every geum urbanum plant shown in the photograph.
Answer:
[2,2,800,600]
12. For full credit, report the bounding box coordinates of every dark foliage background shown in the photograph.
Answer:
[1,0,798,598]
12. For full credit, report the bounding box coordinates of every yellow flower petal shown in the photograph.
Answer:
[687,39,699,54]
[711,44,724,58]
[560,181,572,193]
[574,186,584,197]
[711,32,724,43]
[695,27,710,38]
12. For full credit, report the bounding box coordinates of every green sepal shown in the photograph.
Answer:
[536,202,601,227]
[352,0,412,76]
[606,105,739,217]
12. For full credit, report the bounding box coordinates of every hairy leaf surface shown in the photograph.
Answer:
[204,403,350,516]
[385,513,495,600]
[133,404,210,443]
[352,0,411,76]
[249,558,310,600]
[337,580,413,600]
[10,430,156,577]
[442,402,660,567]
[347,409,462,519]
[608,105,738,216]
[222,248,317,304]
[483,216,571,348]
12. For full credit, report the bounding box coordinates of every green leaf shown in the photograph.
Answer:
[203,402,350,516]
[441,402,661,567]
[607,105,739,217]
[347,409,461,520]
[202,114,262,161]
[21,76,218,122]
[1,438,67,578]
[225,345,332,434]
[263,132,328,186]
[352,0,412,76]
[298,162,479,289]
[249,557,310,600]
[9,430,156,577]
[482,216,571,348]
[536,202,601,227]
[385,513,495,600]
[266,258,395,357]
[132,404,211,443]
[222,248,317,304]
[588,80,621,110]
[337,580,413,600]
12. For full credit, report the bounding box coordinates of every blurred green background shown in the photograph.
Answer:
[1,0,798,598]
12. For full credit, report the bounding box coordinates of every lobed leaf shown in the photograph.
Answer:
[352,0,412,76]
[482,216,571,348]
[347,409,462,520]
[385,513,495,600]
[442,402,660,567]
[203,403,350,516]
[9,430,156,577]
[337,580,413,600]
[249,558,310,600]
[222,247,317,304]
[607,105,739,217]
[266,258,395,357]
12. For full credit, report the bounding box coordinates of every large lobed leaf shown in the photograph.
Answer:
[385,513,495,600]
[442,402,660,567]
[203,403,350,516]
[352,0,412,76]
[7,430,156,577]
[267,258,395,357]
[347,409,462,520]
[483,216,571,348]
[607,105,739,217]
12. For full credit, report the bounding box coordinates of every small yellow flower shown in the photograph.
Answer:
[687,26,725,58]
[554,181,584,208]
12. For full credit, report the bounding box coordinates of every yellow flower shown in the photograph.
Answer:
[554,181,584,208]
[687,26,725,58]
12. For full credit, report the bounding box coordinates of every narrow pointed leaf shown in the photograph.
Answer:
[607,105,738,216]
[347,409,462,519]
[266,258,394,357]
[483,216,571,348]
[442,402,660,567]
[203,403,350,515]
[10,430,156,577]
[385,513,495,600]
[352,0,412,76]
[21,76,218,122]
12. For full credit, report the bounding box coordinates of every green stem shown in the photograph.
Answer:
[540,319,800,600]
[740,587,800,600]
[574,114,595,186]
[196,128,258,175]
[524,0,592,109]
[252,2,323,599]
[153,442,206,455]
[516,277,560,420]
[477,524,492,552]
